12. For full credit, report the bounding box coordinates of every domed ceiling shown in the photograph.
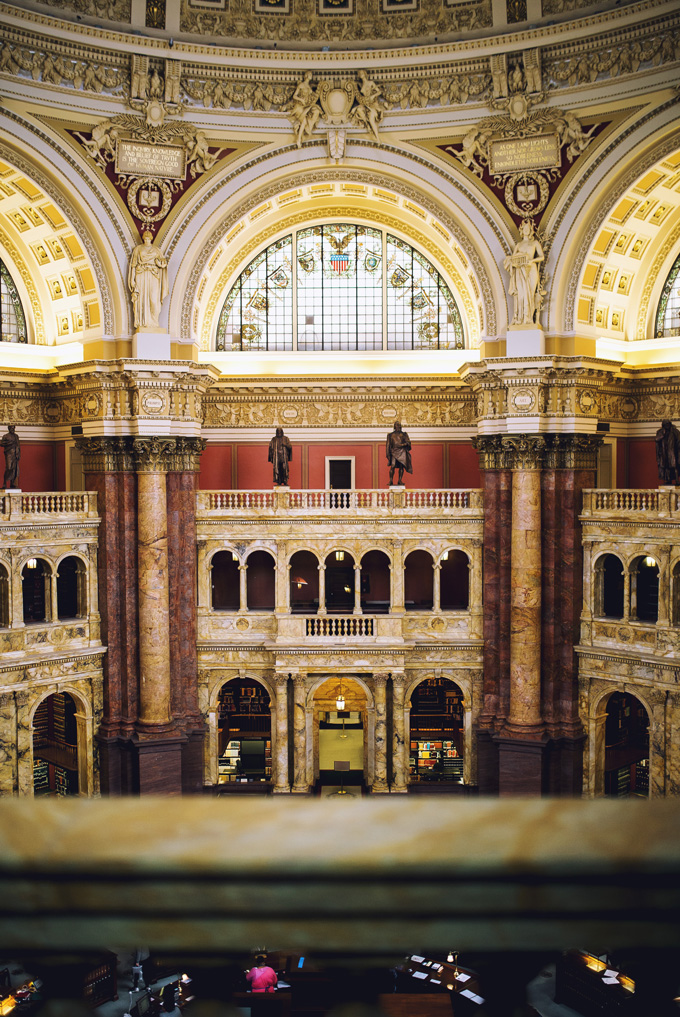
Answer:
[5,0,643,50]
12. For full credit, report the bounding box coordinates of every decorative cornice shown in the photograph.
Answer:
[472,432,602,470]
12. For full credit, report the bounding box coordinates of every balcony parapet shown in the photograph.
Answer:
[581,488,680,519]
[0,492,99,521]
[277,614,403,644]
[198,488,483,519]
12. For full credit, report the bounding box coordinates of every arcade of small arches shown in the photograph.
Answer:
[591,552,680,626]
[205,546,471,615]
[0,554,90,628]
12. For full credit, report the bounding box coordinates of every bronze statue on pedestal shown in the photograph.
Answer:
[269,427,292,486]
[1,424,20,489]
[386,421,412,486]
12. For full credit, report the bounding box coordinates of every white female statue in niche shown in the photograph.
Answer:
[128,229,169,329]
[503,218,545,326]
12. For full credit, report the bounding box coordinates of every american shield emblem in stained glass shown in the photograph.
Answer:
[330,253,350,273]
[298,251,315,273]
[365,252,381,272]
[269,266,290,288]
[390,266,410,287]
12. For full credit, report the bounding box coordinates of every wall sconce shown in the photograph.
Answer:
[25,558,37,569]
[292,576,308,590]
[343,585,352,593]
[335,550,344,561]
[441,551,449,561]
[232,552,239,561]
[336,692,346,711]
[642,556,656,567]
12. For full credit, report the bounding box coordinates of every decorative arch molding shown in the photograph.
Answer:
[405,671,471,709]
[554,107,680,335]
[0,123,131,337]
[29,684,91,725]
[0,225,45,344]
[172,149,507,343]
[306,673,375,711]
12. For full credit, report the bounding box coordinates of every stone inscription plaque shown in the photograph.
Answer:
[489,134,560,174]
[115,140,186,180]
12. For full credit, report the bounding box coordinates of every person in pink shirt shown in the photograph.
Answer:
[246,954,278,993]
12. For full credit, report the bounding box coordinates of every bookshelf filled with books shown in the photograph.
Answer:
[409,677,464,784]
[217,678,272,785]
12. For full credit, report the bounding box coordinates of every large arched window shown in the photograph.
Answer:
[0,260,27,343]
[655,250,680,338]
[216,223,464,352]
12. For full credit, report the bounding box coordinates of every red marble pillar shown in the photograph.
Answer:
[80,439,138,795]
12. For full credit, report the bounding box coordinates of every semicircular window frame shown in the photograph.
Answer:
[0,259,28,344]
[655,249,680,338]
[216,223,465,353]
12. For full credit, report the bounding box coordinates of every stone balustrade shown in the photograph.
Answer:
[0,491,99,520]
[199,487,482,518]
[581,487,680,517]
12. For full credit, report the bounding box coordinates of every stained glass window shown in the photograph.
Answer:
[0,260,27,343]
[216,223,464,352]
[655,250,680,338]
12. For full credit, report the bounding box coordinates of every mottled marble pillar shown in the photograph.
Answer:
[276,558,290,614]
[433,563,441,613]
[10,562,25,629]
[372,672,389,792]
[354,565,362,615]
[292,674,309,793]
[273,672,290,793]
[238,564,248,613]
[0,692,17,795]
[391,545,404,614]
[508,466,543,732]
[74,709,92,797]
[48,569,58,624]
[623,571,631,621]
[317,565,326,616]
[391,672,408,792]
[15,690,32,797]
[136,468,172,727]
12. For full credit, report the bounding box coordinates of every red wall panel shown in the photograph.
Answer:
[450,443,481,488]
[55,442,66,491]
[308,444,373,489]
[18,442,55,491]
[616,439,627,488]
[199,444,232,490]
[237,443,302,489]
[378,441,444,488]
[627,438,658,489]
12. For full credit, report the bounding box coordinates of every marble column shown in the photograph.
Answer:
[623,571,631,621]
[238,564,248,613]
[391,545,405,614]
[372,672,389,792]
[292,674,309,793]
[49,568,58,625]
[433,562,441,613]
[354,564,362,615]
[508,466,543,732]
[136,467,172,728]
[15,690,32,797]
[317,565,326,615]
[10,557,25,629]
[276,556,289,614]
[391,672,408,792]
[273,672,290,793]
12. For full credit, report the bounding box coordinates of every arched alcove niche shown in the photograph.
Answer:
[169,146,510,366]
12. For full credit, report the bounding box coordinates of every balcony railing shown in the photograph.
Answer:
[582,488,680,517]
[306,616,375,637]
[199,488,483,517]
[0,492,99,520]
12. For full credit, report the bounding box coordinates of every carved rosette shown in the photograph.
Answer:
[473,433,602,470]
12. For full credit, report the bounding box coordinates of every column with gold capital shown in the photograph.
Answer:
[134,437,175,730]
[391,672,408,792]
[372,672,389,792]
[291,673,310,793]
[273,672,290,793]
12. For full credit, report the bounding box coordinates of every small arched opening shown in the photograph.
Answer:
[314,677,367,795]
[324,550,356,613]
[57,555,87,619]
[360,550,391,613]
[22,557,51,623]
[33,691,79,796]
[409,677,464,786]
[631,555,659,623]
[211,550,240,611]
[597,554,624,619]
[440,550,469,610]
[672,561,680,627]
[217,677,271,788]
[405,550,434,611]
[290,550,319,613]
[604,691,649,797]
[246,550,275,611]
[0,562,9,627]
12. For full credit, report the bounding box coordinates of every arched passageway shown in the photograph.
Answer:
[246,550,275,611]
[440,550,469,610]
[290,550,319,613]
[604,691,649,798]
[57,556,87,619]
[217,677,272,787]
[33,692,79,796]
[22,558,50,623]
[211,550,240,611]
[404,550,434,611]
[360,550,391,613]
[409,678,464,785]
[314,677,367,795]
[324,550,356,613]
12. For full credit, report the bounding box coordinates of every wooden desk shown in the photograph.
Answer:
[399,956,483,1005]
[379,994,453,1017]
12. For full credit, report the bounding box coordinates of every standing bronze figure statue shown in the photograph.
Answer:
[655,419,680,485]
[386,421,412,486]
[269,427,292,486]
[1,424,20,489]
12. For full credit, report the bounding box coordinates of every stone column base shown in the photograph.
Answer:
[97,735,136,796]
[496,734,548,796]
[476,729,500,795]
[544,735,585,796]
[272,784,292,794]
[134,734,186,795]
[181,728,206,794]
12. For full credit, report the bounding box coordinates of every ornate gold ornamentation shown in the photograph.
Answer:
[473,432,602,470]
[76,436,135,473]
